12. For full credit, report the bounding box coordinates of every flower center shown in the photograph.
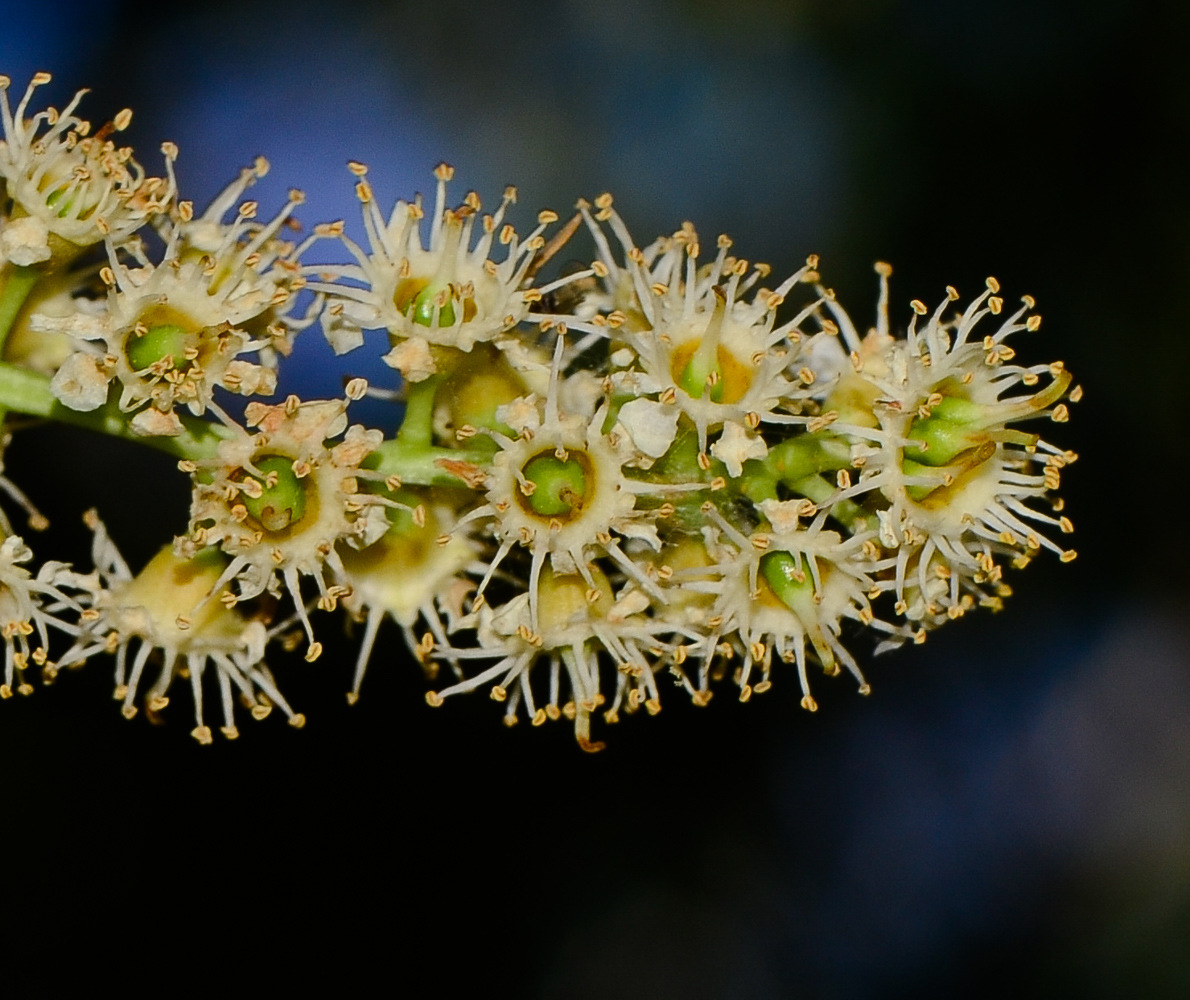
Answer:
[904,395,986,468]
[238,455,310,533]
[392,280,479,329]
[519,451,593,521]
[670,339,751,404]
[759,550,816,610]
[44,186,91,220]
[902,394,997,504]
[39,157,106,221]
[125,305,202,372]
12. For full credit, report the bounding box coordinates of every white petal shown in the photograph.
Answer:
[49,352,110,411]
[616,398,679,458]
[224,360,276,396]
[560,370,603,419]
[351,505,391,548]
[803,331,850,386]
[610,369,663,396]
[0,216,52,266]
[549,549,578,576]
[495,396,540,434]
[607,589,650,623]
[129,407,184,437]
[611,517,662,550]
[321,312,366,355]
[27,309,108,339]
[382,336,437,382]
[709,421,768,478]
[757,499,804,534]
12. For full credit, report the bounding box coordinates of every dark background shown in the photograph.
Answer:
[4,1,1189,996]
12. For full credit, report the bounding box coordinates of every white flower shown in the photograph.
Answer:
[694,503,896,709]
[0,73,175,254]
[306,163,592,361]
[445,337,705,632]
[34,180,306,432]
[56,513,301,741]
[428,565,683,751]
[165,157,321,363]
[0,535,78,699]
[820,267,1077,627]
[335,498,480,704]
[553,195,826,460]
[179,385,405,661]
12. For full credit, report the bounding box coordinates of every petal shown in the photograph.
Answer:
[616,398,679,459]
[709,421,768,478]
[49,352,111,411]
[382,336,437,382]
[0,215,52,266]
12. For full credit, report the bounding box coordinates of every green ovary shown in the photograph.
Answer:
[522,453,589,519]
[760,551,816,609]
[903,395,1001,504]
[125,305,203,371]
[44,184,95,220]
[241,456,308,532]
[670,340,750,404]
[126,323,190,371]
[411,282,456,327]
[45,187,75,218]
[903,395,984,467]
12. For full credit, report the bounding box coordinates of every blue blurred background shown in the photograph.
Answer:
[5,1,1190,995]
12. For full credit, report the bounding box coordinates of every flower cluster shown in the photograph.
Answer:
[0,72,1079,749]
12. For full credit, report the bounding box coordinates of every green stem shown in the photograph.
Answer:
[0,265,44,429]
[379,374,497,486]
[737,461,779,503]
[739,433,875,533]
[740,433,847,503]
[0,362,491,487]
[789,473,874,534]
[761,433,851,484]
[0,265,41,350]
[395,375,442,450]
[0,362,231,460]
[369,438,491,488]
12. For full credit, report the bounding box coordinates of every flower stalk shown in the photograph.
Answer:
[0,264,39,350]
[0,70,1079,749]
